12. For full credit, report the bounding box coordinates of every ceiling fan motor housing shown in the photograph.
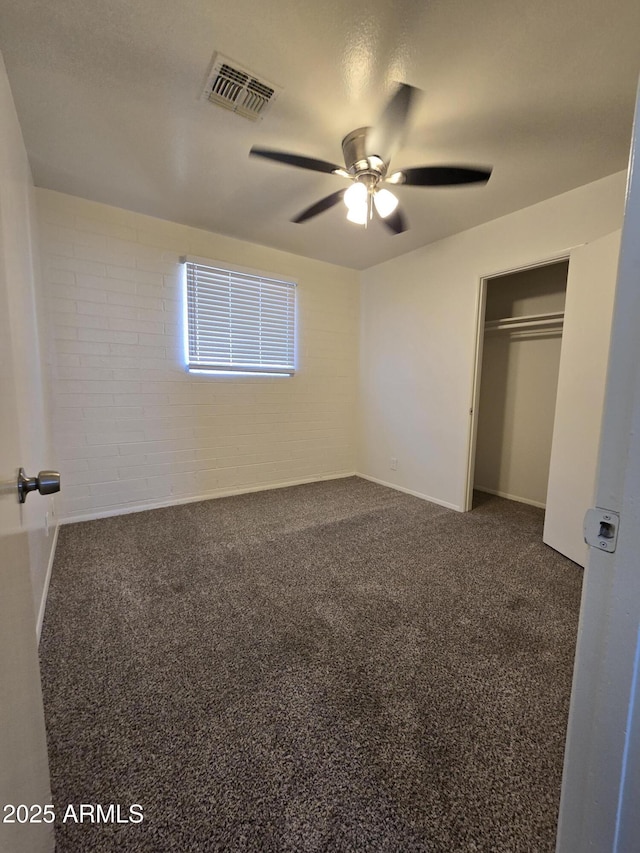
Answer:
[342,127,387,184]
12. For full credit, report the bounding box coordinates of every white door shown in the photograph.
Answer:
[543,230,621,566]
[0,215,54,851]
[556,80,640,852]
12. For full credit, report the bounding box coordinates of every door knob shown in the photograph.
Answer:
[17,468,61,504]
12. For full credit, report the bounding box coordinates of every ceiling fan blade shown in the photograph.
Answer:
[366,83,418,163]
[389,165,492,186]
[376,204,408,235]
[250,147,344,175]
[292,189,347,223]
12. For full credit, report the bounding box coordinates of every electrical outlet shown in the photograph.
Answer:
[390,457,398,470]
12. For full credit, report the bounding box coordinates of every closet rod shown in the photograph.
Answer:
[484,311,564,333]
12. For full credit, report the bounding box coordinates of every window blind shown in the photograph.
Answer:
[182,258,296,375]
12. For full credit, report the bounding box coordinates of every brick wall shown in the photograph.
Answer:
[37,189,359,521]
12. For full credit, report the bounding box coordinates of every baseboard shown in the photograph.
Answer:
[474,487,546,509]
[60,471,358,525]
[37,521,59,643]
[355,473,462,511]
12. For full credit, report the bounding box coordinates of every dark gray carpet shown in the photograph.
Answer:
[40,477,582,852]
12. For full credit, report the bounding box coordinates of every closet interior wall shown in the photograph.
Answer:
[474,261,569,507]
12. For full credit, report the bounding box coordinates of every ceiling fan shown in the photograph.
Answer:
[249,83,492,234]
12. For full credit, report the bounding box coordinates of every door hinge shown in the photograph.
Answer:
[584,507,620,553]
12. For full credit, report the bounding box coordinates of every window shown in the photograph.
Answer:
[181,256,296,376]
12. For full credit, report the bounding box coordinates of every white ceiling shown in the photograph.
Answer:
[1,0,639,269]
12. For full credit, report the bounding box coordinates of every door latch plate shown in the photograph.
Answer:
[584,508,620,552]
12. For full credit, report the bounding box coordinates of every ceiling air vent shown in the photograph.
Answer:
[202,53,280,121]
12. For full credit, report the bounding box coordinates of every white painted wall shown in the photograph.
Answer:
[0,53,57,628]
[474,334,564,506]
[358,171,627,510]
[474,263,567,507]
[543,231,621,567]
[37,189,359,521]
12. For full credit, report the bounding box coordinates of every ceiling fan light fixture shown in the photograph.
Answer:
[373,188,399,218]
[344,181,367,210]
[346,203,368,225]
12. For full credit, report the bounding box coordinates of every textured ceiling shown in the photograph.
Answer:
[0,0,639,269]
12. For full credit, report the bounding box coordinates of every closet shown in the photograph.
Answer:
[473,260,569,508]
